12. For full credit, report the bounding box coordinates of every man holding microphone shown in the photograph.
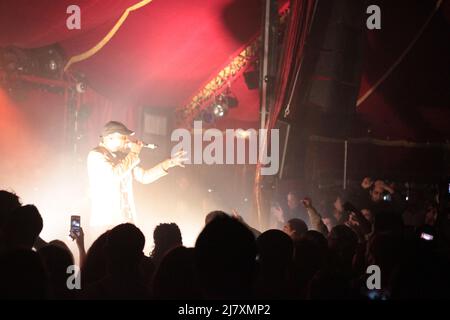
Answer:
[87,121,186,229]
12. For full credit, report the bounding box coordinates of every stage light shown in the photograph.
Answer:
[76,82,86,93]
[33,44,65,78]
[48,59,58,71]
[213,103,227,117]
[194,89,237,123]
[1,45,66,79]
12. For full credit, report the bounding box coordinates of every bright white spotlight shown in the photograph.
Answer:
[213,104,227,117]
[49,59,58,71]
[76,82,86,93]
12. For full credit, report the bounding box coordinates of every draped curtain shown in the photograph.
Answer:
[254,0,316,227]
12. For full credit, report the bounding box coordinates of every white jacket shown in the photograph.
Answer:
[87,144,167,227]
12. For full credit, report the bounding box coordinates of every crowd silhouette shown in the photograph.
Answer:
[0,177,449,300]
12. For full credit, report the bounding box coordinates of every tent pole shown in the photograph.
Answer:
[343,140,348,190]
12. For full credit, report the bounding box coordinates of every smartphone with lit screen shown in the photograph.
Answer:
[70,215,81,239]
[420,232,434,241]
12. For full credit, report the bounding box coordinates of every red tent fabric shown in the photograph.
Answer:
[0,0,449,170]
[0,0,267,193]
[356,0,450,142]
[1,0,264,126]
[1,0,449,230]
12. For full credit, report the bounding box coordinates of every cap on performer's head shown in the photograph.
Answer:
[101,121,135,137]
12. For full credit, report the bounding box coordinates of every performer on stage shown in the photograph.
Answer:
[87,121,186,228]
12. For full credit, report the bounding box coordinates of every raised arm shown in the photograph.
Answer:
[301,198,329,237]
[133,150,188,184]
[133,164,168,184]
[71,227,86,268]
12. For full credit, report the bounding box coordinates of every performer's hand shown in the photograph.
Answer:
[162,150,188,171]
[130,140,144,154]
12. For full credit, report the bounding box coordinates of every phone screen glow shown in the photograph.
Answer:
[420,233,433,241]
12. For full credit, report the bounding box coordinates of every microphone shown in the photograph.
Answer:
[127,140,158,149]
[142,142,158,149]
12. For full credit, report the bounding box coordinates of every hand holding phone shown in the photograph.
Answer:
[69,215,81,240]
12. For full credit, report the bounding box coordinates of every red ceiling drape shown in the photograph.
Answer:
[267,0,315,131]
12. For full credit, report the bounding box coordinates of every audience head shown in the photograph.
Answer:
[361,208,373,224]
[81,230,110,286]
[151,223,182,265]
[38,243,75,299]
[283,218,307,242]
[2,205,43,250]
[0,190,21,227]
[257,229,293,270]
[106,223,145,272]
[0,179,445,300]
[370,182,385,203]
[287,191,301,210]
[152,246,200,299]
[366,232,401,270]
[205,210,228,224]
[0,249,47,299]
[328,225,358,271]
[302,230,328,252]
[195,214,257,299]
